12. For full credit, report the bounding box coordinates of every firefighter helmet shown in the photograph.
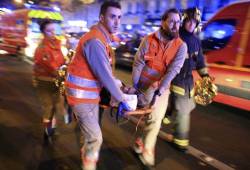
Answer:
[182,7,201,27]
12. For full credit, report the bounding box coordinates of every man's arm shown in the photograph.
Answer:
[83,39,125,102]
[159,42,188,93]
[132,37,148,87]
[196,39,208,77]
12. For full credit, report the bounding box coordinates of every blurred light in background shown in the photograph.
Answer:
[152,26,159,31]
[27,0,34,4]
[225,78,234,82]
[79,0,95,5]
[53,5,60,11]
[24,3,31,8]
[68,20,87,27]
[212,30,226,39]
[0,7,12,13]
[14,0,23,4]
[0,50,8,55]
[125,24,132,30]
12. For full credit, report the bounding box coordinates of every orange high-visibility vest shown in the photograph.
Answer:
[138,33,183,91]
[65,25,112,105]
[33,37,65,79]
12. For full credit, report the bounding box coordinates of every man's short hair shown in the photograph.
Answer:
[161,8,181,21]
[99,1,121,16]
[39,19,54,33]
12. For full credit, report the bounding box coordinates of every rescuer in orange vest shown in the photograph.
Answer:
[33,20,66,143]
[64,2,132,170]
[132,8,187,167]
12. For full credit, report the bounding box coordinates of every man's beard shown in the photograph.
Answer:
[160,27,179,40]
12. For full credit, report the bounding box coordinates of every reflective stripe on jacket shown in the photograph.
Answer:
[65,25,112,105]
[170,85,195,97]
[138,33,183,91]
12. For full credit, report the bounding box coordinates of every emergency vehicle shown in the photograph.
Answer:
[0,5,64,58]
[199,1,250,111]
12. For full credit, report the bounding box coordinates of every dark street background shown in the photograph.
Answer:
[0,55,249,170]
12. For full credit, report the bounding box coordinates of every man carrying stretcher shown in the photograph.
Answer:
[131,8,187,167]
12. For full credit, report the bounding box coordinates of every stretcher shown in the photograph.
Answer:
[100,104,153,114]
[100,104,153,123]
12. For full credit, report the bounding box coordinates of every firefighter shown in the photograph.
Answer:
[64,2,132,170]
[132,8,187,166]
[167,7,209,151]
[33,20,66,142]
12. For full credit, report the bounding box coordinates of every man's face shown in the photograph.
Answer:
[161,12,181,38]
[44,23,56,38]
[101,7,122,34]
[184,19,197,33]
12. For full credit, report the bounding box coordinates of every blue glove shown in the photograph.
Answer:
[116,102,132,117]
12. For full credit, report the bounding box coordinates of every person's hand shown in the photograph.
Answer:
[201,73,210,78]
[201,74,215,82]
[116,101,132,117]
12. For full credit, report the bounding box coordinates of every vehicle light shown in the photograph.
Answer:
[0,50,8,54]
[225,78,233,82]
[126,24,132,30]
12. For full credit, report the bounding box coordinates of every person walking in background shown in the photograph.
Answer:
[64,1,132,170]
[132,8,187,167]
[33,20,66,143]
[166,7,210,151]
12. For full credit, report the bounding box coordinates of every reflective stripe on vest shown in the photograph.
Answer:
[66,73,101,89]
[66,87,99,99]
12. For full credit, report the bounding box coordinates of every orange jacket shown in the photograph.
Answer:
[65,25,112,105]
[138,33,183,91]
[33,37,65,80]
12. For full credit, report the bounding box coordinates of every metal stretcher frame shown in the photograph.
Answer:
[99,104,153,116]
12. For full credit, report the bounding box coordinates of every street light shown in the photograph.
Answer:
[14,0,24,4]
[13,0,24,8]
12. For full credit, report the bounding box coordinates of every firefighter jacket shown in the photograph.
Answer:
[171,28,207,96]
[33,37,65,81]
[133,30,187,93]
[65,24,125,106]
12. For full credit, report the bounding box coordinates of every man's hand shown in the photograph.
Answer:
[201,73,210,78]
[117,101,132,117]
